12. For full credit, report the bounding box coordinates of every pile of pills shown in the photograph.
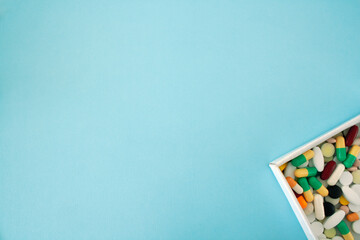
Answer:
[281,125,360,240]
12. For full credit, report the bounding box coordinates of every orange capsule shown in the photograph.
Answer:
[286,177,303,195]
[297,195,307,209]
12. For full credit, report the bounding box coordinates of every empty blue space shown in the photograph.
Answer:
[1,0,360,239]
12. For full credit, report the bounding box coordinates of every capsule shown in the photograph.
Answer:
[291,150,314,167]
[346,212,360,222]
[308,177,328,197]
[298,178,314,202]
[342,185,360,205]
[321,161,337,180]
[297,195,307,209]
[345,125,359,147]
[343,145,360,168]
[340,195,349,206]
[336,136,347,162]
[313,147,324,172]
[294,167,317,178]
[286,177,303,194]
[337,221,354,240]
[279,162,287,171]
[328,163,345,186]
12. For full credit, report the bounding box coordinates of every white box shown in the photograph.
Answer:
[269,114,360,240]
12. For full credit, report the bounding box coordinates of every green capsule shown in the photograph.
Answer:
[297,178,310,192]
[337,221,350,235]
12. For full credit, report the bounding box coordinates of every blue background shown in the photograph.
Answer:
[1,0,360,239]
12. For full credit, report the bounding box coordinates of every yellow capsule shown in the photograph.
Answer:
[279,163,287,171]
[303,149,314,160]
[340,195,349,205]
[349,145,360,156]
[343,232,354,240]
[303,190,314,202]
[317,185,329,197]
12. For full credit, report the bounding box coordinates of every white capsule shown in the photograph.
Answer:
[342,185,360,205]
[323,210,345,229]
[314,194,325,221]
[284,162,296,179]
[327,163,345,186]
[313,146,324,172]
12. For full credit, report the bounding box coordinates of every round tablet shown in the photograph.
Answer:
[324,202,335,217]
[348,166,358,172]
[353,159,360,167]
[307,212,316,223]
[321,143,335,158]
[325,196,339,205]
[318,234,328,240]
[331,237,343,240]
[352,220,360,234]
[328,185,343,198]
[304,202,314,215]
[327,138,336,144]
[324,157,333,163]
[324,228,336,238]
[339,171,353,186]
[352,170,360,184]
[349,203,360,212]
[311,221,324,236]
[339,205,349,214]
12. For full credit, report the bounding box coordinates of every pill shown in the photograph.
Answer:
[311,221,324,236]
[298,178,314,202]
[324,228,336,238]
[352,220,360,234]
[325,196,340,205]
[353,170,360,184]
[324,156,333,163]
[340,195,349,205]
[318,177,329,188]
[345,125,358,147]
[332,237,344,240]
[286,177,303,194]
[343,145,360,168]
[284,162,296,179]
[353,159,360,167]
[279,163,287,171]
[349,203,360,212]
[353,138,360,146]
[315,194,325,220]
[342,185,360,205]
[313,146,325,172]
[292,150,315,167]
[327,138,337,144]
[336,136,347,162]
[322,143,335,158]
[348,166,358,172]
[295,167,318,178]
[307,212,316,223]
[297,195,307,209]
[323,209,345,229]
[293,190,302,198]
[304,202,314,215]
[337,220,354,240]
[298,161,309,168]
[347,212,360,222]
[351,184,360,196]
[321,161,337,180]
[340,205,349,214]
[324,202,335,217]
[318,234,328,240]
[328,185,343,199]
[328,164,345,186]
[339,171,353,186]
[309,177,328,197]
